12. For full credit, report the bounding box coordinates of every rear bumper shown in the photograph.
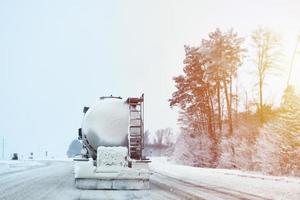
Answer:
[74,159,150,190]
[75,178,149,190]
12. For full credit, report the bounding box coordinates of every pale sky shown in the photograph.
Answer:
[1,0,299,159]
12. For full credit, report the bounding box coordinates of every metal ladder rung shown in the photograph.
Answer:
[130,143,141,146]
[130,134,141,136]
[130,137,141,139]
[130,110,141,112]
[129,125,142,129]
[130,147,141,150]
[130,118,142,120]
[129,103,141,106]
[127,95,144,160]
[130,136,141,139]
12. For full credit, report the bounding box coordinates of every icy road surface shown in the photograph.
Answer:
[0,160,200,200]
[0,160,299,200]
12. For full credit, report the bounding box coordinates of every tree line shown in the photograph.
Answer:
[169,27,300,171]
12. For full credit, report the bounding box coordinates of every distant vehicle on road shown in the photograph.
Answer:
[11,153,18,160]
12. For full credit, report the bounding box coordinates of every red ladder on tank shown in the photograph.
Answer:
[125,94,144,160]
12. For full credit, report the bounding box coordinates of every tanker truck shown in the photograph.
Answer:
[74,94,150,190]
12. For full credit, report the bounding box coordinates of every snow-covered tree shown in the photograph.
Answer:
[170,29,245,167]
[153,128,174,146]
[203,28,245,136]
[170,28,300,176]
[256,86,300,175]
[144,130,151,145]
[170,45,219,166]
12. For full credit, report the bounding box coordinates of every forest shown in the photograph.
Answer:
[169,27,300,176]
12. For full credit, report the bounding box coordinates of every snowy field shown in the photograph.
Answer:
[0,158,299,199]
[150,157,300,200]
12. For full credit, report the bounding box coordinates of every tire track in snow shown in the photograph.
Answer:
[151,172,272,200]
[0,161,79,200]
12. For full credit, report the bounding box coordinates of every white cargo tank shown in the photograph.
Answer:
[74,95,150,190]
[82,98,129,158]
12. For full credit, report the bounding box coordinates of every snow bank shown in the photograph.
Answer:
[149,157,300,200]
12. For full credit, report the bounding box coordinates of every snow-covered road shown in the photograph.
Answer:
[0,160,298,200]
[0,160,198,200]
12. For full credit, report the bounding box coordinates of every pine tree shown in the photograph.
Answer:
[203,28,245,137]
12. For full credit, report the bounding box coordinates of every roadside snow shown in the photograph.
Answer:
[149,157,300,200]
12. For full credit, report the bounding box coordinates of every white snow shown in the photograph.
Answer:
[0,161,177,200]
[82,99,129,147]
[97,146,128,168]
[74,158,96,178]
[149,157,300,200]
[74,147,150,182]
[0,160,45,175]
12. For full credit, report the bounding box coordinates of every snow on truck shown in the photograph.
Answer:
[74,94,150,190]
